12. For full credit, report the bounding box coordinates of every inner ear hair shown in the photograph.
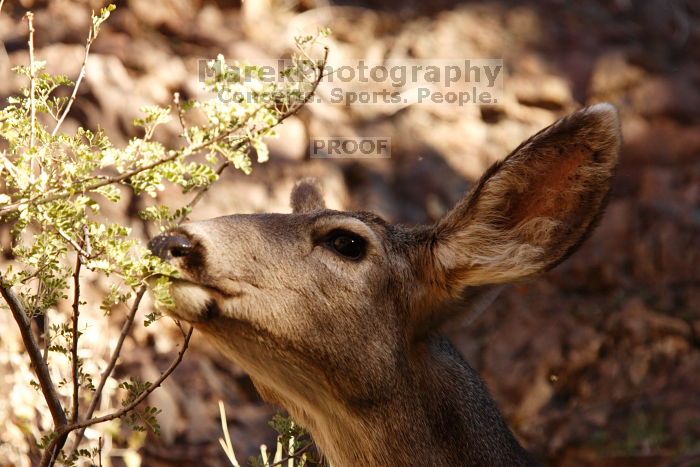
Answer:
[291,177,326,214]
[432,103,621,290]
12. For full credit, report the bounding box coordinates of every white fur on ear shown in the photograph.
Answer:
[291,177,326,213]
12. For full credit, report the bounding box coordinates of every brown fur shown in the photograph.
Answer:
[291,177,326,213]
[151,104,621,467]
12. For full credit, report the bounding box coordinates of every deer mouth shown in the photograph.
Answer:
[202,300,223,320]
[162,278,240,323]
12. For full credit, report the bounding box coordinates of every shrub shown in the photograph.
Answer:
[0,5,327,466]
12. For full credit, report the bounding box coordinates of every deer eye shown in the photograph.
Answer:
[325,230,367,260]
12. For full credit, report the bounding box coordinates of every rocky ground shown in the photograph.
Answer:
[1,0,699,466]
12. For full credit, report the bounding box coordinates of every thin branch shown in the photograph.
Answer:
[56,228,93,260]
[173,92,192,145]
[278,46,329,122]
[269,443,314,467]
[218,400,239,466]
[83,224,92,256]
[90,325,192,426]
[67,287,145,454]
[69,227,90,425]
[40,229,91,465]
[0,47,329,219]
[26,12,36,149]
[42,327,193,466]
[178,161,230,224]
[0,276,67,429]
[51,23,95,136]
[53,225,90,447]
[90,289,144,415]
[69,252,82,425]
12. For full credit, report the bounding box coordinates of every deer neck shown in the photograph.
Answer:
[264,334,536,467]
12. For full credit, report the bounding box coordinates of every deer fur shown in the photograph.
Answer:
[149,103,621,466]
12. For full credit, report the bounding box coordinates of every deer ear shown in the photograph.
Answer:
[431,103,620,294]
[291,177,326,213]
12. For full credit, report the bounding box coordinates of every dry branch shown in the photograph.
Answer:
[40,327,194,467]
[70,253,82,425]
[67,287,145,455]
[0,277,68,432]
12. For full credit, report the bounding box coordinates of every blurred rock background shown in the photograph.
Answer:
[1,0,699,466]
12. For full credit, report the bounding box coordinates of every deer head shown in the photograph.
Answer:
[149,103,620,466]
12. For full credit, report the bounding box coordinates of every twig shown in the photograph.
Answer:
[278,46,328,122]
[269,443,313,467]
[178,161,231,224]
[82,224,92,256]
[44,251,83,465]
[173,92,192,145]
[69,227,90,425]
[0,275,68,434]
[56,228,93,260]
[67,287,145,454]
[47,228,91,464]
[218,400,239,466]
[41,327,193,466]
[51,20,96,136]
[70,252,82,425]
[26,12,36,149]
[89,325,192,424]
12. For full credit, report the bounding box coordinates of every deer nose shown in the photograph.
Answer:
[148,233,193,260]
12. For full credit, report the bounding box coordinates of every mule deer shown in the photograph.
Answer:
[149,103,620,466]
